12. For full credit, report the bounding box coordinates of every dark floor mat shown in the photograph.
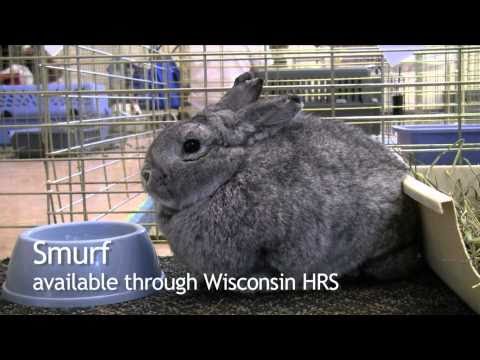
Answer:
[0,256,474,315]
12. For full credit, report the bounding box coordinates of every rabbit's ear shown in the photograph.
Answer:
[233,71,254,87]
[234,95,302,144]
[211,73,263,112]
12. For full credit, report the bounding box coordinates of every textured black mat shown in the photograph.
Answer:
[0,257,474,315]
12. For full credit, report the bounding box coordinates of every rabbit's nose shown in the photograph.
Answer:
[141,169,151,184]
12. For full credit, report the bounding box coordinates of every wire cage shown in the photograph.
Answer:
[1,45,480,258]
[254,67,384,134]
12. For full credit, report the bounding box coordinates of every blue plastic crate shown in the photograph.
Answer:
[0,83,111,119]
[47,83,112,117]
[0,118,39,145]
[133,61,181,110]
[0,83,111,146]
[8,124,110,158]
[392,124,480,165]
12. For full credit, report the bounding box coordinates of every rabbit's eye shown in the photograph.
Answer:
[183,139,201,154]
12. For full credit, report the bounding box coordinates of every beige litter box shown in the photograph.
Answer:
[404,165,480,314]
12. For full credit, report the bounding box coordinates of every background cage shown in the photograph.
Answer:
[254,67,383,134]
[1,45,480,259]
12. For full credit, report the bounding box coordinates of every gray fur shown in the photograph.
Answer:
[142,73,422,285]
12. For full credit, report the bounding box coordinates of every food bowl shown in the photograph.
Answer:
[1,221,164,308]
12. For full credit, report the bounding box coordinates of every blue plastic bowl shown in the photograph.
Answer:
[1,221,163,308]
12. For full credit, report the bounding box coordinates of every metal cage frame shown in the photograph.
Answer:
[1,45,480,258]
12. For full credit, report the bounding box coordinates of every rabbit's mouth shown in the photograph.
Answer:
[142,165,174,201]
[149,167,236,213]
[146,183,179,210]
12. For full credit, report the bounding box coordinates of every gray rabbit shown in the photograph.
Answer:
[142,72,422,285]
